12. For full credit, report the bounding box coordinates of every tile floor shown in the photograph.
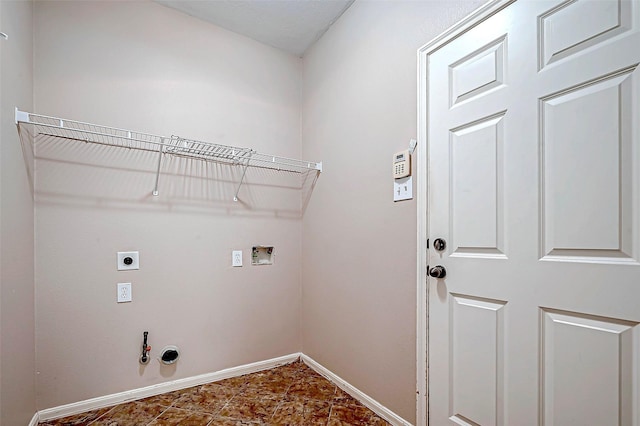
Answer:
[39,360,391,425]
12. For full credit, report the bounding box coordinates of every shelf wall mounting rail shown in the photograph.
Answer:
[15,108,322,199]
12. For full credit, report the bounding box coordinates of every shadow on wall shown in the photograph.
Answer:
[18,129,319,219]
[16,124,36,197]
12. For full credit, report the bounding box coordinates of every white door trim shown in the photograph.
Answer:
[415,1,515,424]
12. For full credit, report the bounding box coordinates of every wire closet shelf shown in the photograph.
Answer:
[15,108,322,201]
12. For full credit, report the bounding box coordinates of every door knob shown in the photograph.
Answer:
[433,238,446,251]
[429,265,446,279]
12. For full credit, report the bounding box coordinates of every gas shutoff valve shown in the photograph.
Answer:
[140,331,151,365]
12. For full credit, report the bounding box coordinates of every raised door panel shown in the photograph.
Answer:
[540,67,638,263]
[450,113,506,258]
[450,295,506,426]
[540,309,638,425]
[539,0,633,70]
[450,36,507,107]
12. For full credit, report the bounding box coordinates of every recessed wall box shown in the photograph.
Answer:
[251,246,274,265]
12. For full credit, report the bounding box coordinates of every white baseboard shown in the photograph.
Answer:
[38,352,410,426]
[38,352,301,422]
[29,412,39,426]
[301,354,412,426]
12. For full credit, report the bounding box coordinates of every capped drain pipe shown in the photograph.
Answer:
[140,331,151,365]
[159,345,180,365]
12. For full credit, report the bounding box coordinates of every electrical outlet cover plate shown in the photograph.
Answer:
[117,282,132,303]
[117,251,139,271]
[394,176,413,202]
[232,250,243,267]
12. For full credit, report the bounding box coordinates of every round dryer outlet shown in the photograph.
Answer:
[159,345,180,365]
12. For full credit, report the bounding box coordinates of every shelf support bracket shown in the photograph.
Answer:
[152,140,165,196]
[15,107,29,125]
[233,159,251,202]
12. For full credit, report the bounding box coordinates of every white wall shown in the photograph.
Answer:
[0,1,36,424]
[301,1,485,422]
[26,0,491,419]
[34,0,304,410]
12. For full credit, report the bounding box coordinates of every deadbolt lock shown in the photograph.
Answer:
[433,238,446,251]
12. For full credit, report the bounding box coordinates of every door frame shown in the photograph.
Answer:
[415,1,515,424]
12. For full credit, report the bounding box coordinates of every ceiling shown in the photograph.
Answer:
[155,0,355,57]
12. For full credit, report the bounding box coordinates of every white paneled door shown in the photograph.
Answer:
[418,0,640,424]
